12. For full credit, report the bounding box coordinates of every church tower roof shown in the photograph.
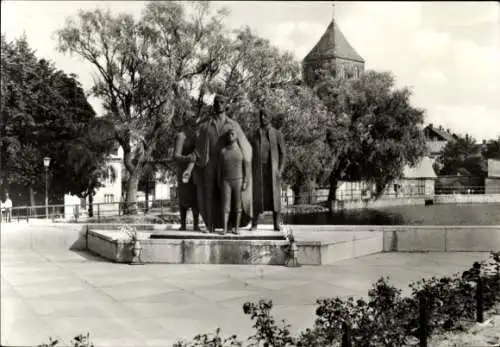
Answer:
[303,20,364,64]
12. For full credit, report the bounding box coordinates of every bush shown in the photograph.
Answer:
[39,252,500,347]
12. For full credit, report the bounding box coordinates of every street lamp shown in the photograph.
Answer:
[43,157,51,219]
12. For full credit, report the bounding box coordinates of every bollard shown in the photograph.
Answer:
[419,295,428,347]
[476,276,484,323]
[97,204,100,223]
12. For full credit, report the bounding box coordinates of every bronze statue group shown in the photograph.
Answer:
[173,94,286,235]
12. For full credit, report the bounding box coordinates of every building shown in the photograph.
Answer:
[423,124,457,159]
[302,9,365,86]
[390,156,437,200]
[64,145,175,219]
[301,9,438,208]
[485,159,500,194]
[335,157,437,202]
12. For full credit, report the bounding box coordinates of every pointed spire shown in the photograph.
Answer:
[331,1,336,49]
[332,1,336,23]
[302,20,364,63]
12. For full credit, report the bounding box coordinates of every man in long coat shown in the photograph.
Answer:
[173,126,200,231]
[251,109,287,231]
[193,94,253,233]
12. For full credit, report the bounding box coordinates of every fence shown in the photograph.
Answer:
[1,199,177,224]
[3,185,500,224]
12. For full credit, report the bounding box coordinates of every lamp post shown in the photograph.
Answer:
[43,157,51,219]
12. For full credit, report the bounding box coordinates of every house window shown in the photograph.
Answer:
[104,194,114,204]
[103,166,116,186]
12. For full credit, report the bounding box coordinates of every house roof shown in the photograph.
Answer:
[303,20,365,63]
[425,125,456,142]
[403,156,437,179]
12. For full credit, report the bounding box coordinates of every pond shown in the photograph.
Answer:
[264,203,500,226]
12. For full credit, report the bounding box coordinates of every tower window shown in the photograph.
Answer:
[346,66,354,79]
[337,64,345,79]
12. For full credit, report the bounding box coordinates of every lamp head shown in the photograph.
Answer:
[43,157,51,168]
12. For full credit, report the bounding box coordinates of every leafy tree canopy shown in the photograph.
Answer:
[56,1,230,212]
[438,134,486,177]
[1,34,112,201]
[315,69,426,198]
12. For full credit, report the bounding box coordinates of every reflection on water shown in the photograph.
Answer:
[262,204,500,226]
[283,210,404,225]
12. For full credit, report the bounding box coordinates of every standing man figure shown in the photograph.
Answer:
[194,93,253,233]
[173,122,200,231]
[251,109,286,231]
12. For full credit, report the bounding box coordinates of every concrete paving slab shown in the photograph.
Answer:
[1,243,494,346]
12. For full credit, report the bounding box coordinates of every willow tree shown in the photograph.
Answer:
[56,1,229,213]
[315,70,427,210]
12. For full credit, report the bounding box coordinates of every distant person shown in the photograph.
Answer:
[3,193,12,223]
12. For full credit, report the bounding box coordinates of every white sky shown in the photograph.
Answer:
[2,1,499,141]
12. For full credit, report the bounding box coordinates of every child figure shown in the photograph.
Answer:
[218,128,248,234]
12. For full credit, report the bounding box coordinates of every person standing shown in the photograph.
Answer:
[251,109,287,231]
[3,193,13,223]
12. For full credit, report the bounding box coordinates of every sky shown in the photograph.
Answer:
[1,1,499,141]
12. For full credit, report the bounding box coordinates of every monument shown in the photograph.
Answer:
[251,109,287,231]
[191,94,253,233]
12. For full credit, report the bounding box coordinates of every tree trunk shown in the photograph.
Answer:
[124,171,141,215]
[292,185,301,206]
[145,178,150,214]
[88,192,94,218]
[328,177,339,213]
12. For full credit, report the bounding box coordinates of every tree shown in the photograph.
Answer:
[219,26,300,133]
[1,34,108,206]
[62,117,116,216]
[256,84,332,204]
[438,134,485,177]
[315,70,426,209]
[210,27,331,203]
[56,1,229,213]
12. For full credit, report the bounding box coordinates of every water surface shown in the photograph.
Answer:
[267,203,500,225]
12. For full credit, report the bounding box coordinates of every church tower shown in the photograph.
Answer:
[302,4,365,87]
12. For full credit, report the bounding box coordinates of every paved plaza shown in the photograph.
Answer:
[1,230,492,347]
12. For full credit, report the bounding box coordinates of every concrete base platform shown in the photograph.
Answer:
[87,226,383,265]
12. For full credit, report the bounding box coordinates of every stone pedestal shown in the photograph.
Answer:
[86,226,384,265]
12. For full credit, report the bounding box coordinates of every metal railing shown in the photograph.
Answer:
[2,185,499,224]
[1,199,177,224]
